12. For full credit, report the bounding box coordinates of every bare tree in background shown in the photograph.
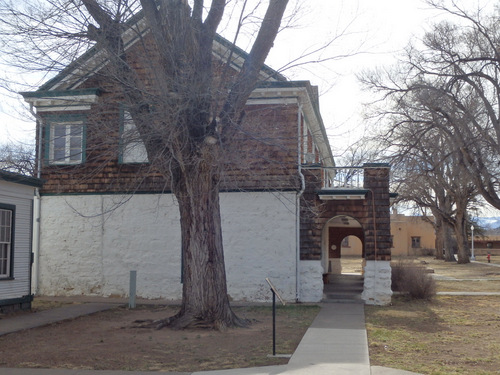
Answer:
[0,142,35,176]
[402,0,500,209]
[361,69,483,263]
[393,127,478,263]
[359,0,500,263]
[0,0,295,329]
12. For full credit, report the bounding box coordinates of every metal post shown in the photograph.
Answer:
[471,226,475,261]
[129,270,137,309]
[272,289,276,356]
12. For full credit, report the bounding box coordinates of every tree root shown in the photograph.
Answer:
[132,311,250,331]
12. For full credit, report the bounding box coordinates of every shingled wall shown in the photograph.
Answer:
[37,31,303,195]
[38,101,302,194]
[300,164,391,262]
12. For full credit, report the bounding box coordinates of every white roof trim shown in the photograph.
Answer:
[53,18,149,91]
[47,17,280,91]
[246,97,298,105]
[24,94,100,112]
[319,194,367,200]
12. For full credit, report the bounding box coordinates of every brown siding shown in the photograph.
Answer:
[38,100,301,194]
[38,33,301,194]
[299,166,391,262]
[221,103,300,191]
[39,101,301,194]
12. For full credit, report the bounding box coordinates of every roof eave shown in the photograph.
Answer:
[0,170,44,188]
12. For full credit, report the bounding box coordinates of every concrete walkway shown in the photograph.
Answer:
[0,302,119,336]
[0,295,422,375]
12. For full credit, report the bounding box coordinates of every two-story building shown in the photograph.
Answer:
[21,15,393,305]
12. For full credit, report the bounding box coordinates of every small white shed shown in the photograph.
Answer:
[0,170,42,313]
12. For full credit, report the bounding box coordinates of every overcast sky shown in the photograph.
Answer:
[0,0,450,151]
[266,0,447,158]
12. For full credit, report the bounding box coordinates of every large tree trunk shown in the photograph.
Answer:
[454,209,470,264]
[443,221,456,262]
[160,146,246,329]
[434,215,444,259]
[81,0,289,330]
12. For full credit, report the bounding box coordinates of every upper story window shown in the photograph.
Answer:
[120,109,149,164]
[0,205,14,279]
[301,116,317,164]
[45,115,86,165]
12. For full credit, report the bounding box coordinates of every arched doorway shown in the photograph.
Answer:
[341,235,363,274]
[322,215,364,282]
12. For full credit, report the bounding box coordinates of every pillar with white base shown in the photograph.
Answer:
[362,260,392,305]
[362,164,392,305]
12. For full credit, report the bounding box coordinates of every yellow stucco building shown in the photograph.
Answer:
[341,213,437,258]
[390,213,436,256]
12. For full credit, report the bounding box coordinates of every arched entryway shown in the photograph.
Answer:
[321,215,365,302]
[300,164,393,304]
[322,215,365,282]
[341,235,363,274]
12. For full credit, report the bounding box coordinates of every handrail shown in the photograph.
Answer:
[301,165,365,189]
[326,167,364,189]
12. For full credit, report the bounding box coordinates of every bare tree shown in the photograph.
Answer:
[0,142,36,176]
[0,0,295,329]
[403,0,500,210]
[359,0,500,263]
[361,72,482,263]
[391,126,478,263]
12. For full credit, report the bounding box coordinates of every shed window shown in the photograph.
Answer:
[0,207,13,279]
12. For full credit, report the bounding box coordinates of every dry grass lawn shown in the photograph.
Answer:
[366,256,500,375]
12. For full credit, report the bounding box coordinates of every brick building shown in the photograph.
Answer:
[21,17,392,304]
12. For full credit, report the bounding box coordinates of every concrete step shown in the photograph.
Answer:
[322,296,364,304]
[322,274,364,304]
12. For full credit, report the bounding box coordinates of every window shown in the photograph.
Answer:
[411,236,421,248]
[120,109,149,164]
[0,206,14,279]
[46,115,86,164]
[341,237,350,247]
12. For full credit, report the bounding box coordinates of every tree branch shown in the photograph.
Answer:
[220,0,289,129]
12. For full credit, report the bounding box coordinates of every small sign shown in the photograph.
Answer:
[265,277,286,305]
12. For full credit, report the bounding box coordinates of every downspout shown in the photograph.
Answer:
[30,103,42,295]
[296,104,305,302]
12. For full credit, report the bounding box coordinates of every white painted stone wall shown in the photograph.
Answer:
[362,260,392,305]
[38,191,300,302]
[299,260,324,302]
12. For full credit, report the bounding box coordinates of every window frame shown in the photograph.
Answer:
[341,236,350,248]
[0,203,15,280]
[44,114,87,165]
[118,106,149,164]
[411,236,421,248]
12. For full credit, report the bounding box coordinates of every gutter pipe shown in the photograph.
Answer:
[296,104,305,302]
[29,103,42,295]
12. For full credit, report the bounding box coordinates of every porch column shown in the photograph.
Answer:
[362,163,392,305]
